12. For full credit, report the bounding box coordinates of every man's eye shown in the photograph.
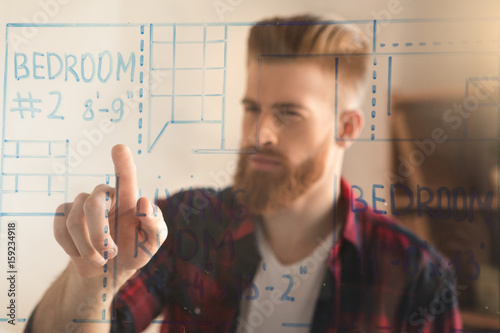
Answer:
[283,110,299,116]
[277,107,299,117]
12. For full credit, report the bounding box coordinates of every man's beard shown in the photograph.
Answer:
[233,139,330,215]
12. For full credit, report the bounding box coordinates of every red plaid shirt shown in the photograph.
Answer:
[110,179,462,332]
[26,179,462,332]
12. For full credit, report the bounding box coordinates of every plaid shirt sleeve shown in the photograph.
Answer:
[110,196,180,333]
[110,231,176,332]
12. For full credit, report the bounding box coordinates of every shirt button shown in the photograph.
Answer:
[194,307,201,315]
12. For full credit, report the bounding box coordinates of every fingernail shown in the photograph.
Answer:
[92,257,106,266]
[102,247,117,260]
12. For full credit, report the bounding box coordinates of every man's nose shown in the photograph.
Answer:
[254,111,280,149]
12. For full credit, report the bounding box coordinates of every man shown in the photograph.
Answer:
[27,15,462,332]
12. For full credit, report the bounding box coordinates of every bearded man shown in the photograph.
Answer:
[27,15,462,333]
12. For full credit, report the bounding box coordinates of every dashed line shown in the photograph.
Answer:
[380,39,498,48]
[101,191,110,320]
[371,57,377,141]
[387,56,392,117]
[138,25,145,155]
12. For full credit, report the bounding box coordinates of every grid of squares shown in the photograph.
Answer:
[150,24,226,127]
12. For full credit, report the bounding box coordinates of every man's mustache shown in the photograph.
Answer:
[240,145,284,162]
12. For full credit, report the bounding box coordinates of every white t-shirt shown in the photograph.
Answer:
[237,226,336,333]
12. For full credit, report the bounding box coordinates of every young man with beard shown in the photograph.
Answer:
[27,15,462,333]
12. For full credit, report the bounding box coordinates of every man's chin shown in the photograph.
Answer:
[234,179,296,215]
[234,154,307,215]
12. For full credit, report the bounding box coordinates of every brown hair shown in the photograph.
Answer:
[248,14,370,106]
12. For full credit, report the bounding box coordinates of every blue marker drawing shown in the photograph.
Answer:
[2,18,496,219]
[10,92,42,119]
[148,23,231,154]
[387,56,392,116]
[0,18,499,325]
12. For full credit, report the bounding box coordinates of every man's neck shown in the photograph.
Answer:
[259,169,344,265]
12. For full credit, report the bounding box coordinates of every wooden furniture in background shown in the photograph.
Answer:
[390,88,500,330]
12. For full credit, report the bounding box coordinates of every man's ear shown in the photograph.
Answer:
[336,110,364,148]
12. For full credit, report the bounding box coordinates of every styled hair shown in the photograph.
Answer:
[247,14,370,107]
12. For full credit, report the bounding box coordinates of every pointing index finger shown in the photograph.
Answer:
[111,144,138,209]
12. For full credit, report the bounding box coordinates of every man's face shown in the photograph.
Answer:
[234,60,339,214]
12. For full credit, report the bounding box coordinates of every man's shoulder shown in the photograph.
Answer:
[342,180,446,265]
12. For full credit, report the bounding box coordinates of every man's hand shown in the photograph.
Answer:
[30,145,167,333]
[53,144,167,280]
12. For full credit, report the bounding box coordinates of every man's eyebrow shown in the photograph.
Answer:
[271,102,311,113]
[241,99,310,112]
[241,98,258,105]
